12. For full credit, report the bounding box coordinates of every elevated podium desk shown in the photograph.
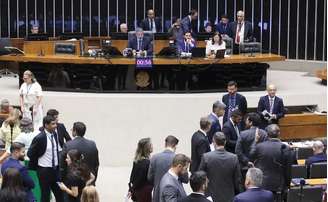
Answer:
[0,53,285,93]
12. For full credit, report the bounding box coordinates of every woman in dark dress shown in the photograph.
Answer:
[0,168,27,202]
[59,149,95,202]
[128,137,153,202]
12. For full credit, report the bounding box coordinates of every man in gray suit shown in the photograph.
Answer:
[199,132,241,202]
[159,154,191,202]
[148,135,180,202]
[235,113,267,177]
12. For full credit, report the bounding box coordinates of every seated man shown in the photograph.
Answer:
[305,141,327,167]
[31,25,39,34]
[216,14,230,36]
[127,27,153,56]
[0,99,13,126]
[120,23,128,33]
[177,32,196,54]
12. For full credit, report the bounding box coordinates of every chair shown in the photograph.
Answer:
[309,162,327,178]
[222,36,233,55]
[291,164,307,178]
[287,186,323,202]
[297,147,313,159]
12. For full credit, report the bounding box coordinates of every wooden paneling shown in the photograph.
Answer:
[279,114,327,140]
[23,41,81,56]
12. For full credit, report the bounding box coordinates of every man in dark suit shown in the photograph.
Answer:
[2,142,35,202]
[228,10,253,54]
[140,9,162,33]
[222,109,242,153]
[128,27,153,56]
[305,140,327,166]
[181,9,198,34]
[148,135,183,202]
[233,168,274,202]
[61,122,99,184]
[178,171,211,202]
[46,109,71,150]
[222,81,247,127]
[177,32,196,53]
[207,100,226,144]
[216,14,230,36]
[235,112,268,177]
[27,115,64,202]
[199,132,241,202]
[190,117,211,173]
[257,84,285,129]
[250,124,292,199]
[159,154,191,202]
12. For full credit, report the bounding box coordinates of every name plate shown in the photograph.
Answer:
[135,57,153,69]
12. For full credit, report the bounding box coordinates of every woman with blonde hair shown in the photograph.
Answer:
[19,70,43,130]
[81,186,99,202]
[128,138,153,202]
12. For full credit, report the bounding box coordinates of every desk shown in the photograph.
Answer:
[0,53,284,92]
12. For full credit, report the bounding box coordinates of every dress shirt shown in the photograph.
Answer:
[269,96,275,114]
[235,22,245,44]
[149,19,156,32]
[168,169,179,181]
[205,41,226,56]
[199,129,207,137]
[38,129,58,167]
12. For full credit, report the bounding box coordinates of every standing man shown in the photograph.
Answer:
[2,142,35,202]
[199,132,241,202]
[181,9,198,34]
[257,84,285,129]
[222,81,247,126]
[235,112,268,178]
[148,135,187,202]
[207,100,226,144]
[61,122,99,184]
[190,117,211,173]
[140,9,162,33]
[46,109,71,150]
[229,10,253,54]
[222,109,242,153]
[233,168,274,202]
[27,115,64,202]
[159,154,191,202]
[178,171,211,202]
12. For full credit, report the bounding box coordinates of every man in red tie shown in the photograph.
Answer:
[228,10,253,54]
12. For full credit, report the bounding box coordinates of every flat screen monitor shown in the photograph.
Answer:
[110,33,128,40]
[154,33,169,40]
[195,33,212,41]
[0,38,11,55]
[59,32,84,40]
[25,33,49,41]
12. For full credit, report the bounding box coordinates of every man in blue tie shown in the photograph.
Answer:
[140,9,162,33]
[127,27,153,56]
[177,32,196,54]
[181,9,198,34]
[28,115,63,202]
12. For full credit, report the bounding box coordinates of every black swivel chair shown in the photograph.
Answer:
[309,162,327,178]
[297,147,314,159]
[291,164,308,178]
[287,186,323,202]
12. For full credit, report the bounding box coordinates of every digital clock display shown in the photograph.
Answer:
[135,57,153,69]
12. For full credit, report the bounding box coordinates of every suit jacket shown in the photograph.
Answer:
[140,18,162,32]
[190,130,210,173]
[181,16,192,34]
[222,93,248,124]
[305,153,327,166]
[207,113,222,144]
[235,127,268,168]
[61,136,99,183]
[128,36,153,55]
[56,123,71,148]
[199,148,241,202]
[233,188,274,202]
[178,193,211,202]
[222,120,240,153]
[228,21,253,43]
[257,95,285,123]
[250,139,286,192]
[216,22,230,35]
[159,172,187,202]
[1,157,35,202]
[148,150,189,202]
[27,130,60,170]
[177,39,196,53]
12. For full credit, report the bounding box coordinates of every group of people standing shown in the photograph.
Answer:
[128,80,291,202]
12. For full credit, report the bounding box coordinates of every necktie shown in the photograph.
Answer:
[269,97,274,114]
[50,134,55,168]
[235,23,241,44]
[234,124,240,137]
[228,95,236,119]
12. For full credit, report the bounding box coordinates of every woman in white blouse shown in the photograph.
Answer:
[19,70,43,130]
[206,32,226,58]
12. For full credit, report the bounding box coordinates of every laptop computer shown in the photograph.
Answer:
[191,47,206,58]
[216,49,226,59]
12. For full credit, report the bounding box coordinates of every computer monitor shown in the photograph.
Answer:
[0,38,11,55]
[154,33,169,40]
[215,49,226,59]
[25,33,49,41]
[191,47,206,58]
[101,39,122,56]
[195,33,212,41]
[110,32,128,40]
[59,32,84,40]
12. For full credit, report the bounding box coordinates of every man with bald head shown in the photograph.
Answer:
[305,141,327,167]
[120,23,128,33]
[140,9,162,33]
[229,10,253,54]
[257,84,285,128]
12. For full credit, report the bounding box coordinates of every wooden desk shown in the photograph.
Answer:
[298,159,306,165]
[279,113,327,140]
[0,53,284,65]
